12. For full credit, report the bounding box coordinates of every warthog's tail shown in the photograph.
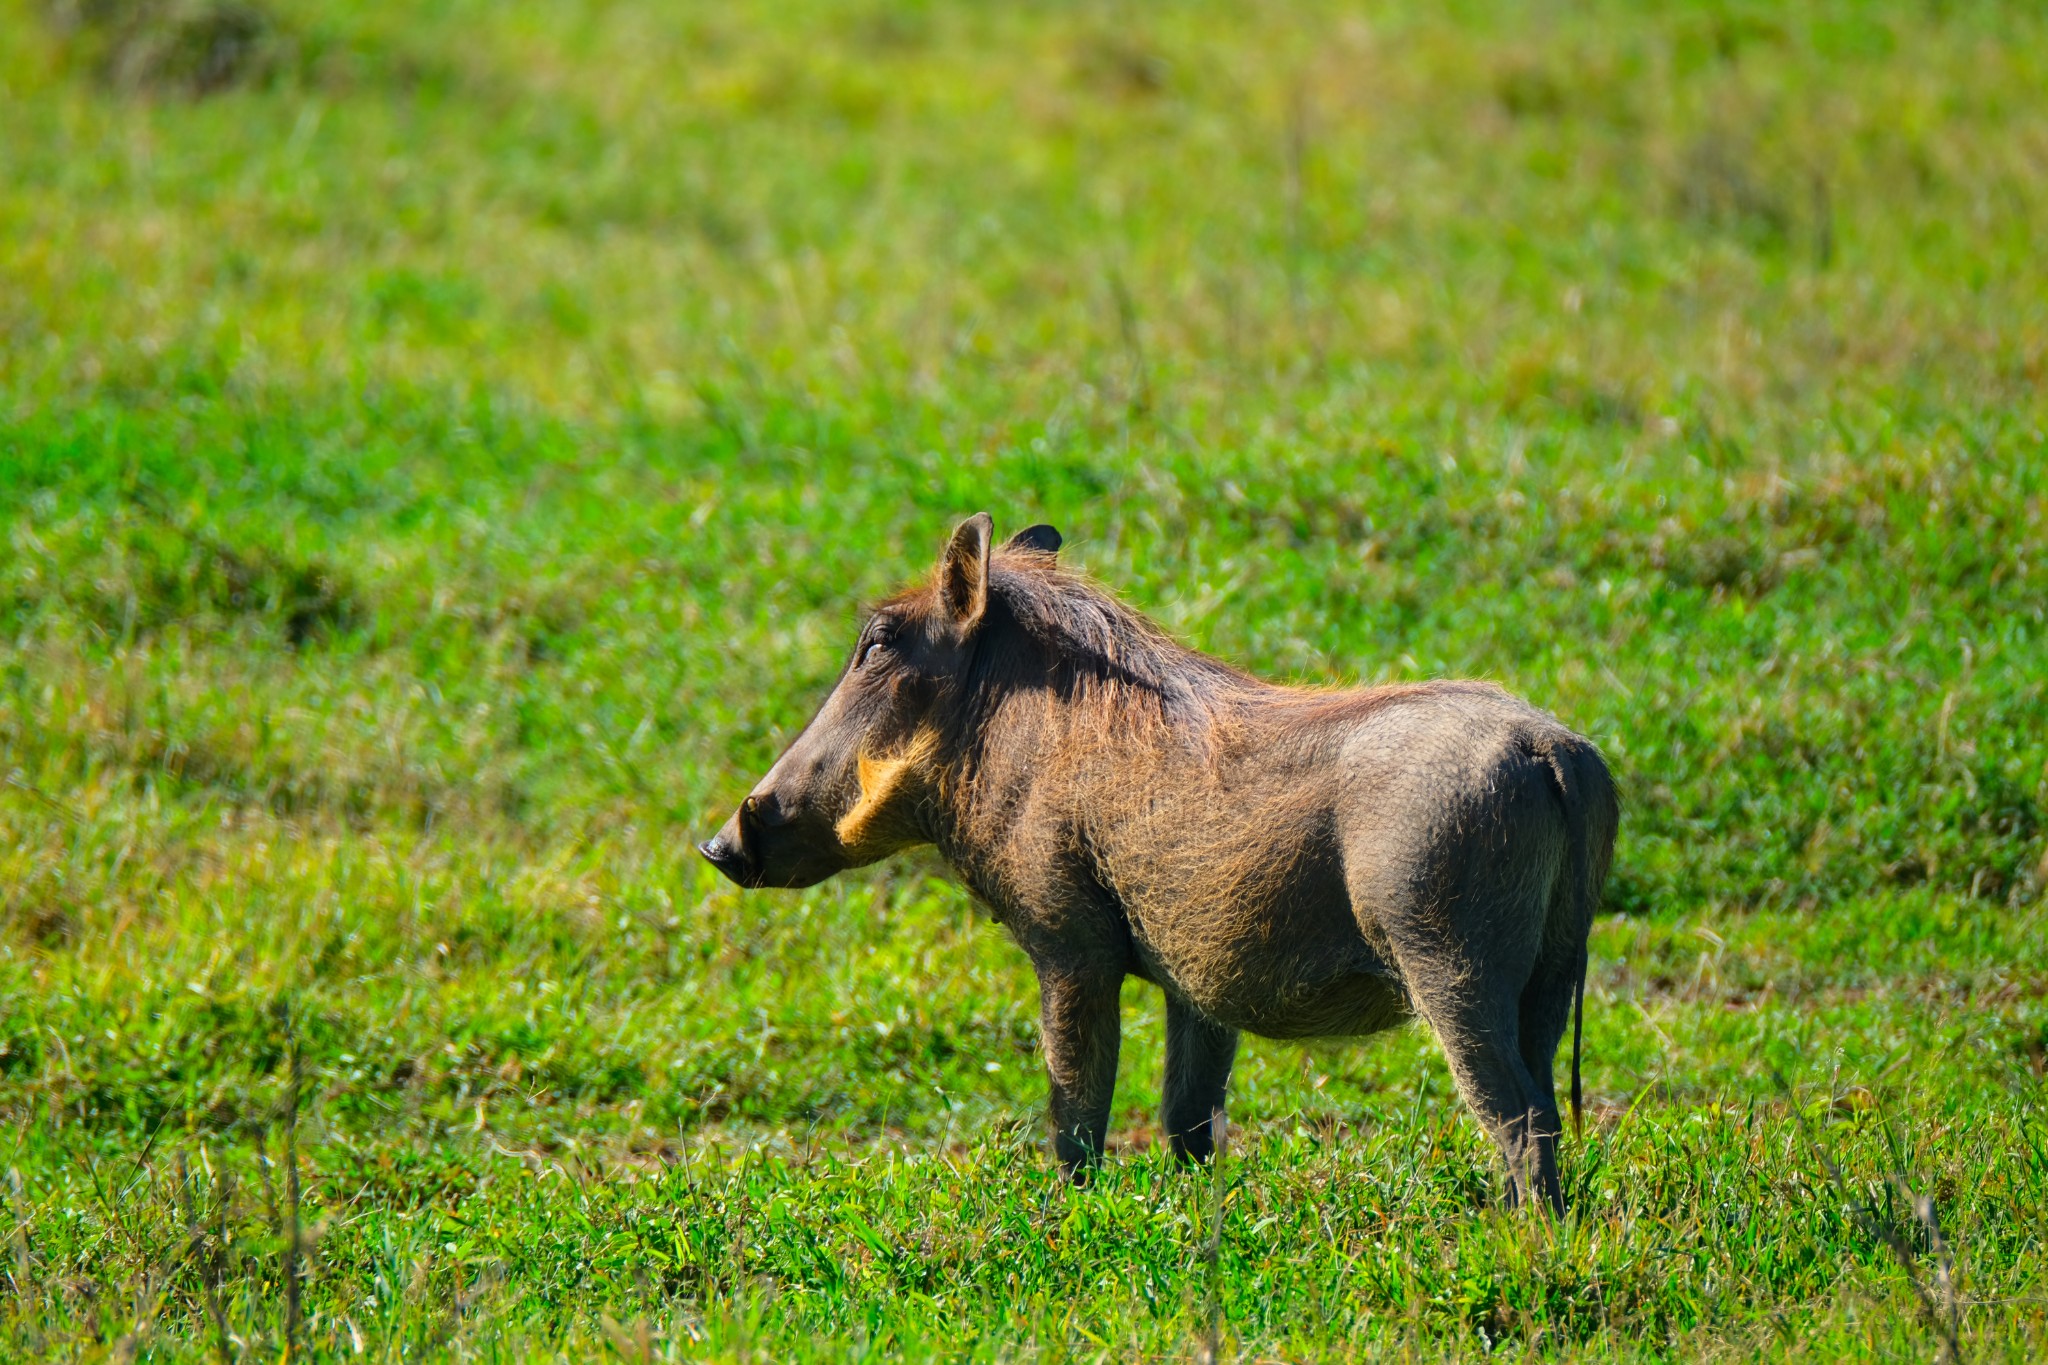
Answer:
[1571,944,1586,1137]
[1538,733,1618,1144]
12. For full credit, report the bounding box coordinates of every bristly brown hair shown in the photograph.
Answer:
[970,549,1256,718]
[705,515,1617,1212]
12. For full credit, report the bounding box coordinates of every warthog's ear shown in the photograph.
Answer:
[1003,523,1062,557]
[940,511,993,629]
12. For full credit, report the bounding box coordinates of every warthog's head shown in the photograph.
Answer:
[699,512,1060,888]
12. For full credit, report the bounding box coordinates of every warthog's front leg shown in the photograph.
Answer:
[1034,966,1122,1181]
[1163,995,1238,1163]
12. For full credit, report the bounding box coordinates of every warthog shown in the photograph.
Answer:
[702,514,1617,1211]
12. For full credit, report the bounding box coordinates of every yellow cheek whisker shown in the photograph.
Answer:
[835,730,940,851]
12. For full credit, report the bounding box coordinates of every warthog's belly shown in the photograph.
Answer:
[1126,903,1413,1040]
[1201,965,1413,1040]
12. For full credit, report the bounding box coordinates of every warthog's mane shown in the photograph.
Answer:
[966,548,1258,725]
[958,548,1470,736]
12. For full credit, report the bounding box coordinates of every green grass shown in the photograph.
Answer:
[2,0,2046,1357]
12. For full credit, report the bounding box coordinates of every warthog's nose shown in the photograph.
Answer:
[701,796,768,886]
[698,833,750,882]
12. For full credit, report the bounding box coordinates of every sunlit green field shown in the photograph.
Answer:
[2,0,2045,1358]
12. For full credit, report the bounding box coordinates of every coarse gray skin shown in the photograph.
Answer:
[701,513,1619,1213]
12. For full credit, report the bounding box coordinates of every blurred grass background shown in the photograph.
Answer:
[1,0,2045,1358]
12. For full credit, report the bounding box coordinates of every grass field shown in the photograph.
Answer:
[2,0,2046,1357]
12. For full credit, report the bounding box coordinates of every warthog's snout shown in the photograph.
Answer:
[698,797,763,887]
[700,789,846,889]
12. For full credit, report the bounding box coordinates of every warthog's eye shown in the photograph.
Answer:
[856,621,897,669]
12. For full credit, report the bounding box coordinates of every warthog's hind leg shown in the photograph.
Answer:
[1035,966,1123,1182]
[1424,994,1560,1214]
[1517,939,1585,1198]
[1162,995,1238,1163]
[1383,922,1563,1214]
